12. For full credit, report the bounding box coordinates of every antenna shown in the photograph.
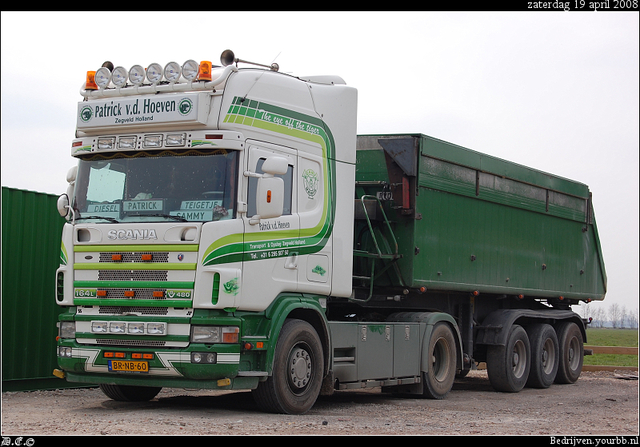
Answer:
[220,50,279,72]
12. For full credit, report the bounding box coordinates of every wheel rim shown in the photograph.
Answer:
[432,336,452,383]
[542,337,556,374]
[288,344,313,393]
[512,339,527,379]
[567,336,580,371]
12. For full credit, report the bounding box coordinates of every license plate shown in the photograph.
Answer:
[108,360,149,373]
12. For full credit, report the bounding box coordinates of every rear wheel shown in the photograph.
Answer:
[252,319,324,414]
[555,321,583,384]
[422,322,457,399]
[487,324,531,393]
[99,384,162,402]
[526,324,559,388]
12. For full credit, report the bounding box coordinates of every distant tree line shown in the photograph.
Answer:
[578,302,639,329]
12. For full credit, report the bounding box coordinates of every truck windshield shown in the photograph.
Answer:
[72,149,238,223]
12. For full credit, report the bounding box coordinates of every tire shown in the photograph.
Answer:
[526,324,559,389]
[555,321,584,384]
[252,319,324,414]
[487,324,531,393]
[99,384,162,402]
[422,322,457,399]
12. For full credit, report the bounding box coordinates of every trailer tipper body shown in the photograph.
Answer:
[54,53,606,414]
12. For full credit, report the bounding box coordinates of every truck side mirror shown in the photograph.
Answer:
[58,165,78,219]
[57,193,70,218]
[254,176,284,221]
[246,156,288,224]
[261,156,288,176]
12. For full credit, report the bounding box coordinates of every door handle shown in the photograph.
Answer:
[284,253,298,269]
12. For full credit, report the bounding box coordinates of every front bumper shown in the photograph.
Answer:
[55,340,262,390]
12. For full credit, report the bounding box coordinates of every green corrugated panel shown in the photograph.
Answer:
[355,134,607,302]
[1,187,68,391]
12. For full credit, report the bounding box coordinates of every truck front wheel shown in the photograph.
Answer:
[252,319,324,414]
[487,324,531,393]
[422,322,457,399]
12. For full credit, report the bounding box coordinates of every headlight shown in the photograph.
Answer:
[129,65,145,86]
[59,321,76,339]
[91,321,108,333]
[95,66,111,89]
[182,60,199,81]
[111,66,128,87]
[143,134,163,148]
[109,322,126,334]
[191,326,239,344]
[147,322,166,335]
[166,133,186,147]
[97,137,115,150]
[58,347,73,358]
[128,322,145,334]
[146,63,163,84]
[164,62,181,83]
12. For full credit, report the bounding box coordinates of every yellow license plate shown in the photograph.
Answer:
[108,360,149,373]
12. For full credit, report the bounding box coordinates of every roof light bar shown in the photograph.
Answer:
[81,55,241,98]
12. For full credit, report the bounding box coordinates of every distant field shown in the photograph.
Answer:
[584,328,638,367]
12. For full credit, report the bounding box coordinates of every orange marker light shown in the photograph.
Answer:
[153,291,164,298]
[198,61,212,81]
[112,254,122,261]
[115,352,126,358]
[143,353,154,360]
[104,352,114,358]
[97,290,107,297]
[132,353,142,359]
[141,254,153,261]
[266,190,272,203]
[124,290,135,297]
[86,71,98,90]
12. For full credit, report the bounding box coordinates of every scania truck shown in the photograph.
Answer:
[54,51,607,414]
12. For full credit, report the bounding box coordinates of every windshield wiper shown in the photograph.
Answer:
[77,215,120,223]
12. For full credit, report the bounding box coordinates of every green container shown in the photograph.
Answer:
[354,134,607,302]
[1,187,71,391]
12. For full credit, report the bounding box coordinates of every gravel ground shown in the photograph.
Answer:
[2,370,638,436]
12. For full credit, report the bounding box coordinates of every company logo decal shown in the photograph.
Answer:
[178,98,193,116]
[302,169,319,199]
[80,106,93,123]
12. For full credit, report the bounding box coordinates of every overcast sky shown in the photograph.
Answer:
[1,11,638,315]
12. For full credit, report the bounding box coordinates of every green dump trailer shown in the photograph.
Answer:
[326,133,606,395]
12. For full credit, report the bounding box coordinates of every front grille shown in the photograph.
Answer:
[96,339,167,347]
[98,270,168,281]
[99,252,169,263]
[98,306,170,316]
[98,288,170,300]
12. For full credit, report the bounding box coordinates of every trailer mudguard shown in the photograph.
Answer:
[476,309,586,346]
[387,311,464,373]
